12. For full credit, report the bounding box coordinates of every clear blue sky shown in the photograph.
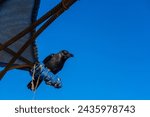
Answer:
[0,0,150,100]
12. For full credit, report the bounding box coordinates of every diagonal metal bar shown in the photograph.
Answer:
[0,43,33,65]
[0,2,62,51]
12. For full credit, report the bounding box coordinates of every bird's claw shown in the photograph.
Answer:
[45,78,62,88]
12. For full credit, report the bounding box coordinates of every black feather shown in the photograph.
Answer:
[43,50,73,74]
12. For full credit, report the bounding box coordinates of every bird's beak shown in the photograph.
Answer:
[69,53,74,57]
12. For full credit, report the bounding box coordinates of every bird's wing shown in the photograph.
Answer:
[43,54,54,64]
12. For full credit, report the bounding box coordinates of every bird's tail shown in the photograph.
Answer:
[27,78,43,91]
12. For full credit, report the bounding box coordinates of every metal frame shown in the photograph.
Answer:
[0,0,77,79]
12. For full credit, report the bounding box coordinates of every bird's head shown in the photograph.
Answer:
[60,50,74,59]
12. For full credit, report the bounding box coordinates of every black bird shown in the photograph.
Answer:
[43,50,73,74]
[27,50,73,90]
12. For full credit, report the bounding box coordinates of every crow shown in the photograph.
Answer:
[43,50,74,74]
[27,50,73,90]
